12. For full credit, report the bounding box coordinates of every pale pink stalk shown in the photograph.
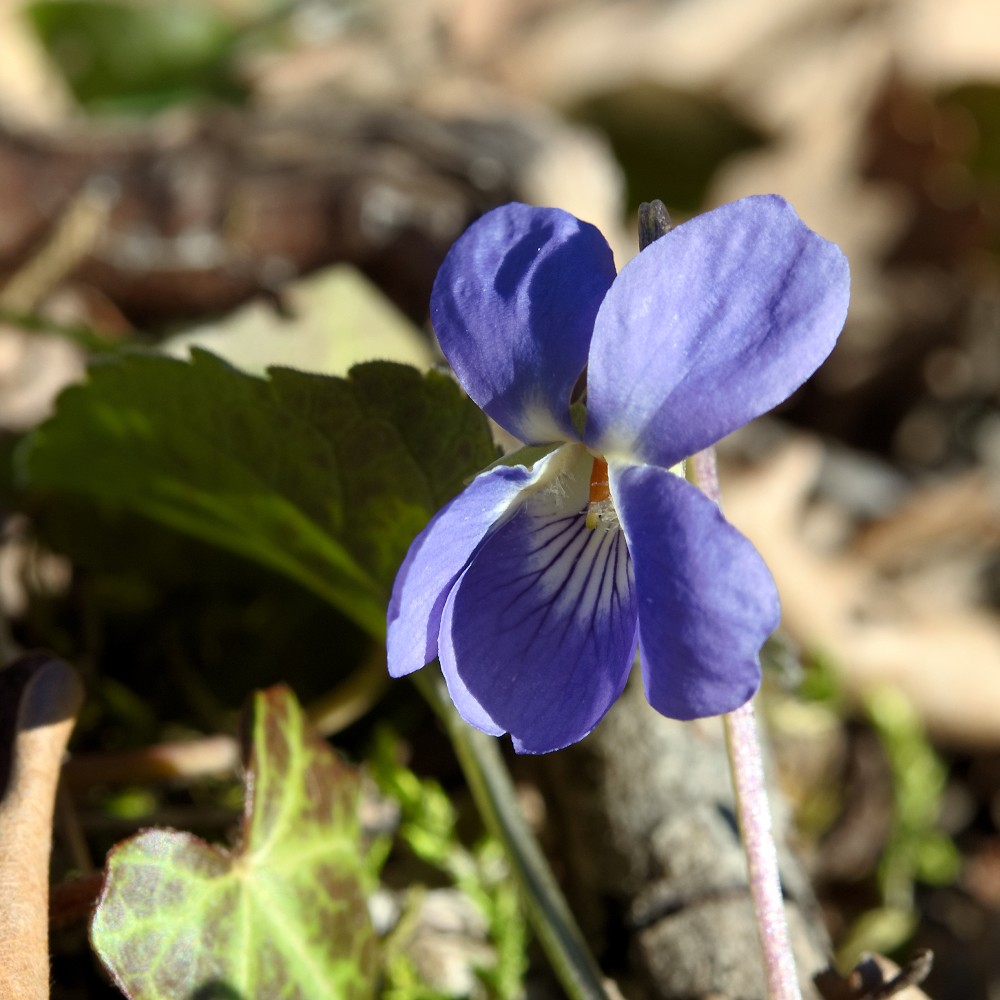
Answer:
[691,446,802,1000]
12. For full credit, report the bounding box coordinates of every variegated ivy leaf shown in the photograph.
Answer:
[90,686,377,1000]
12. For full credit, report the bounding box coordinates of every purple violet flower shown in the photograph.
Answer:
[387,195,850,754]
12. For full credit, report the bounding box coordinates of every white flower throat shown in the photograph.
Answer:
[519,444,620,533]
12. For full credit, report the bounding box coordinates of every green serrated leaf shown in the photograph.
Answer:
[18,350,496,638]
[90,686,377,1000]
[344,364,499,511]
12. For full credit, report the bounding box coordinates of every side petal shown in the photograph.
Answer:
[431,203,617,444]
[439,487,639,753]
[387,461,545,678]
[611,463,779,719]
[586,195,850,468]
[434,577,505,738]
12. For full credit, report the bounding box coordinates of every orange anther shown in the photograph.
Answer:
[586,457,611,529]
[588,457,610,505]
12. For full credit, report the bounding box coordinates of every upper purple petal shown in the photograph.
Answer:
[431,203,617,444]
[610,462,779,719]
[585,195,850,467]
[387,461,544,678]
[438,449,638,753]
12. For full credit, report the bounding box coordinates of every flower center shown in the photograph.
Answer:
[585,457,615,530]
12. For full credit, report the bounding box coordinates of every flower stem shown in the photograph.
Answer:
[724,702,802,1000]
[691,447,802,1000]
[413,670,614,1000]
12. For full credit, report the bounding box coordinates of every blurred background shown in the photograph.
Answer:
[1,0,1000,997]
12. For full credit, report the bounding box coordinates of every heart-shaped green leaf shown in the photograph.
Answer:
[19,350,497,638]
[90,686,377,999]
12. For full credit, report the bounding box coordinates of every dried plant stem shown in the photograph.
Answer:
[0,178,114,313]
[62,734,241,789]
[691,447,802,1000]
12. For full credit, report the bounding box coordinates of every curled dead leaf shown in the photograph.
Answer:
[0,652,83,1000]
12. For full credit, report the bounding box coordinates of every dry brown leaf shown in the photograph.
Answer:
[0,654,83,1000]
[723,436,1000,748]
[0,0,73,127]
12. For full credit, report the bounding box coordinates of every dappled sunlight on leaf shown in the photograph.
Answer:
[19,350,497,637]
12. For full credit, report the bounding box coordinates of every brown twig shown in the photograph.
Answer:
[61,733,241,790]
[0,177,116,313]
[815,950,935,1000]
